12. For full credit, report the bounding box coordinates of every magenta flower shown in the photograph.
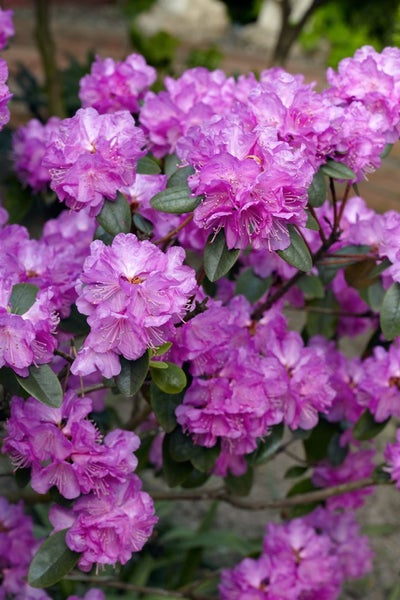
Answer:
[43,107,146,215]
[0,9,14,50]
[79,53,156,114]
[0,59,11,130]
[49,474,158,571]
[12,117,61,192]
[72,233,197,377]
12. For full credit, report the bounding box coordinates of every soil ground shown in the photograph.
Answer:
[4,3,400,599]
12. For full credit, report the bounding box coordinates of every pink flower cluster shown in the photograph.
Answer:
[3,392,157,571]
[79,53,156,114]
[72,233,197,378]
[0,8,14,51]
[219,507,372,599]
[172,297,335,475]
[43,107,146,215]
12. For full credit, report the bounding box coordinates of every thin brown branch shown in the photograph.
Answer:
[154,214,194,247]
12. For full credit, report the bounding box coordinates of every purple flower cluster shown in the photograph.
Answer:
[172,297,335,474]
[79,53,156,114]
[43,107,146,215]
[12,117,61,192]
[219,507,372,599]
[72,233,197,377]
[0,497,50,599]
[0,59,11,130]
[3,392,157,571]
[0,9,14,51]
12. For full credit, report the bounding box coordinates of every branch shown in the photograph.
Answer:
[150,476,380,511]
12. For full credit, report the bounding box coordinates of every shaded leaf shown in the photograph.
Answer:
[167,165,194,188]
[59,304,90,335]
[28,529,79,588]
[16,364,63,408]
[380,282,400,340]
[162,435,193,487]
[344,258,378,289]
[136,155,161,174]
[150,362,187,394]
[190,443,220,473]
[150,186,201,214]
[247,423,284,466]
[133,213,154,235]
[305,290,338,340]
[150,384,184,433]
[305,209,320,230]
[96,194,131,236]
[164,153,180,177]
[115,353,149,396]
[353,410,390,441]
[225,467,254,496]
[203,230,240,282]
[93,224,114,245]
[303,419,339,462]
[307,169,327,207]
[235,269,272,302]
[366,279,386,312]
[277,225,312,272]
[327,432,348,466]
[321,160,356,180]
[284,465,309,479]
[167,428,195,463]
[9,283,38,315]
[296,274,324,300]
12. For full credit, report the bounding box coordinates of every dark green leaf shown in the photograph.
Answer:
[372,464,392,484]
[167,165,194,188]
[305,209,320,230]
[150,186,201,214]
[16,364,63,408]
[15,467,31,488]
[162,435,193,487]
[353,410,390,441]
[59,304,90,335]
[285,478,321,516]
[164,153,180,177]
[150,384,184,433]
[96,194,132,236]
[319,245,371,284]
[133,213,154,235]
[296,274,324,300]
[115,353,149,396]
[235,269,272,302]
[28,529,79,588]
[327,432,348,466]
[136,155,161,174]
[380,282,400,340]
[203,230,240,282]
[366,279,386,311]
[167,428,195,463]
[303,419,339,462]
[369,257,391,278]
[247,423,284,466]
[225,467,254,496]
[150,362,187,394]
[284,465,309,479]
[190,443,220,473]
[305,290,339,340]
[287,477,317,497]
[321,160,356,180]
[380,143,393,159]
[180,469,210,488]
[307,169,327,207]
[9,283,38,315]
[93,224,114,245]
[0,366,26,396]
[277,225,312,272]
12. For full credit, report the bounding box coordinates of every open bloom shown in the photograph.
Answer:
[72,233,197,377]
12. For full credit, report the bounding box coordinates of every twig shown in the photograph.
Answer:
[154,214,194,247]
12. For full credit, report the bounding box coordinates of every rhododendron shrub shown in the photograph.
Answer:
[3,16,400,597]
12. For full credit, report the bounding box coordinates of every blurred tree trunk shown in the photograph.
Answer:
[271,0,328,64]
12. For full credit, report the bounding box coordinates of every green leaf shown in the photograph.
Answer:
[307,169,327,207]
[133,213,154,235]
[167,165,194,188]
[225,467,254,496]
[93,224,114,245]
[247,423,284,466]
[285,478,320,517]
[380,143,393,159]
[327,432,348,466]
[136,155,161,174]
[380,282,400,340]
[353,410,390,441]
[150,362,187,394]
[284,465,309,479]
[319,244,371,284]
[190,443,220,473]
[180,469,210,488]
[344,258,378,289]
[164,153,180,177]
[115,353,149,396]
[321,159,356,180]
[305,290,339,340]
[28,529,79,588]
[303,419,339,462]
[287,477,317,497]
[277,225,312,272]
[296,274,324,300]
[162,435,193,487]
[203,230,240,282]
[305,209,320,230]
[366,279,386,312]
[235,269,272,302]
[96,194,132,236]
[168,428,195,463]
[152,342,172,356]
[9,283,38,315]
[16,364,63,408]
[149,360,169,369]
[59,304,90,335]
[150,186,202,214]
[150,383,184,433]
